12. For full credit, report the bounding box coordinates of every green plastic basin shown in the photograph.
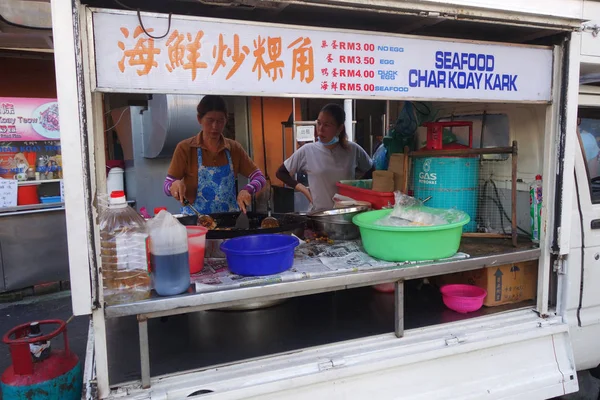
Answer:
[352,209,470,262]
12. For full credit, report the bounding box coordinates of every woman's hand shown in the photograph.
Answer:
[170,180,186,204]
[237,189,252,214]
[295,183,313,204]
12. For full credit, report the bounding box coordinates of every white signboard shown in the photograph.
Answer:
[0,179,17,208]
[296,125,315,142]
[92,9,553,102]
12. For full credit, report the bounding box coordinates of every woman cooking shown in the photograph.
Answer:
[276,103,373,211]
[164,95,266,214]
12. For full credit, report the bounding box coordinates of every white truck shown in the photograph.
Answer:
[48,0,600,398]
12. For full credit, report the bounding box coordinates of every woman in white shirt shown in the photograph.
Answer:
[276,103,374,211]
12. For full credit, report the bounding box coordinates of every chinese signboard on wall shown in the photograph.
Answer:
[92,9,553,102]
[0,97,60,141]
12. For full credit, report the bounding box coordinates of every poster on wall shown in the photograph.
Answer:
[0,97,60,142]
[0,141,62,181]
[0,98,62,181]
[91,9,553,102]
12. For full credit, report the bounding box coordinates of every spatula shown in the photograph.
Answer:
[183,199,216,229]
[234,211,250,230]
[260,198,279,229]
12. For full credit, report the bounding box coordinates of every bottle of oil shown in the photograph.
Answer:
[530,175,543,243]
[100,191,151,305]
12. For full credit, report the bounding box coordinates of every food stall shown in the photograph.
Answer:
[0,97,68,292]
[49,0,589,398]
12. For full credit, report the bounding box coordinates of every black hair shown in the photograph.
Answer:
[320,103,348,148]
[197,95,227,119]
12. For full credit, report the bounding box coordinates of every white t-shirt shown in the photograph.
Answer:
[284,141,373,211]
[581,130,600,162]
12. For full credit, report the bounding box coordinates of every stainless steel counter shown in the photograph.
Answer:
[102,238,540,389]
[105,242,540,319]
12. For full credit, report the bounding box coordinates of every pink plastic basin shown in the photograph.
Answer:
[186,226,208,274]
[440,284,487,314]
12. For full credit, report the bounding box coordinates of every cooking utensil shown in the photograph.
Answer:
[182,199,216,230]
[308,206,370,240]
[261,197,279,229]
[176,212,308,240]
[234,212,250,229]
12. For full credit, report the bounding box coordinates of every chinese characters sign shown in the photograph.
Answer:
[92,10,553,102]
[0,98,60,142]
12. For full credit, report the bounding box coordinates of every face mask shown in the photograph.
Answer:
[318,135,339,146]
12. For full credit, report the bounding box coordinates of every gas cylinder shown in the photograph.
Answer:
[412,121,479,232]
[1,320,82,400]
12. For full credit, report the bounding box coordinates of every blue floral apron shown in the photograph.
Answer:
[181,148,239,215]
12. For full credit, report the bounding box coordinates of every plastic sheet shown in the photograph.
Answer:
[375,192,467,227]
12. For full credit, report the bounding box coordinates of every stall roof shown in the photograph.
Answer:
[0,0,580,53]
[82,0,571,45]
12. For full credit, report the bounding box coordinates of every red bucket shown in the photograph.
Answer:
[17,185,39,206]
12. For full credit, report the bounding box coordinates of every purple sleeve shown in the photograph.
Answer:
[243,169,267,195]
[164,175,176,197]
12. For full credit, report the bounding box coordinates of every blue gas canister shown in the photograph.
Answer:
[1,320,82,400]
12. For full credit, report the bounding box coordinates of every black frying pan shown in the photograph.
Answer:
[177,212,308,239]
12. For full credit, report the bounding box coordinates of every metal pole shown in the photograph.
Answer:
[292,98,297,154]
[344,99,353,142]
[138,316,151,388]
[395,280,404,338]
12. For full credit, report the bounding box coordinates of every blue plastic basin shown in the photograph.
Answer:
[220,234,299,276]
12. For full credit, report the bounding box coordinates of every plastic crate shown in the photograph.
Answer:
[336,180,395,210]
[40,196,62,204]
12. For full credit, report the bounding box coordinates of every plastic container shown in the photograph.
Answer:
[440,284,487,313]
[106,167,124,195]
[220,234,299,276]
[148,210,190,296]
[40,196,62,204]
[17,185,39,206]
[336,180,395,210]
[352,209,470,262]
[530,175,542,243]
[99,191,151,305]
[186,226,208,274]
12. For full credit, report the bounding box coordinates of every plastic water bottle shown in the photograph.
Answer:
[99,191,151,305]
[147,210,190,296]
[530,175,542,243]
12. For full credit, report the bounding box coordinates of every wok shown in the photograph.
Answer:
[177,212,308,239]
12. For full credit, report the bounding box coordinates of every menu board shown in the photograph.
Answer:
[0,179,17,208]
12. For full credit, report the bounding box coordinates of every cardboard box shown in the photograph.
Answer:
[434,260,538,307]
[388,153,407,192]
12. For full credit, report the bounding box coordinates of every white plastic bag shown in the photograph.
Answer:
[375,192,465,227]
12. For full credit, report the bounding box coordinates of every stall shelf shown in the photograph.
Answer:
[102,238,539,388]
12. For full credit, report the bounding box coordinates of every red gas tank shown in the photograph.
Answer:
[1,319,82,400]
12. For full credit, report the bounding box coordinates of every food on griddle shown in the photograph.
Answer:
[197,215,217,230]
[260,217,280,229]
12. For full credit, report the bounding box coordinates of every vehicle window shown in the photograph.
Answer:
[437,114,510,160]
[577,108,600,203]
